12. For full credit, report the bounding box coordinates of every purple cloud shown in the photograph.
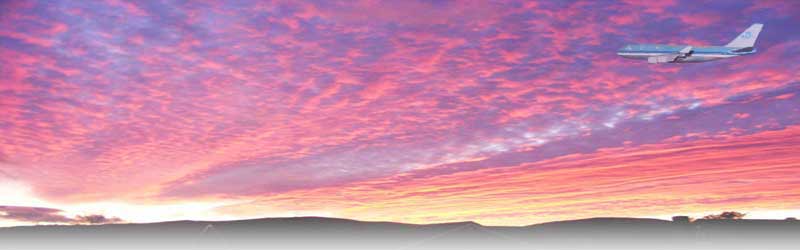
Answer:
[0,205,123,225]
[0,206,73,223]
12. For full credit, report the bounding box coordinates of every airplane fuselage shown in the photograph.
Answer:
[617,44,756,63]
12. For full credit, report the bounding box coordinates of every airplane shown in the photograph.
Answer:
[617,23,763,63]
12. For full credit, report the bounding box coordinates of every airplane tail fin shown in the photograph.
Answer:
[725,23,763,48]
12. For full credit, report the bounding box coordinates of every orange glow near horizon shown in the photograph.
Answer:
[214,126,800,226]
[2,126,800,227]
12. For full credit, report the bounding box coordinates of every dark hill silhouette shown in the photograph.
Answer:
[1,216,799,250]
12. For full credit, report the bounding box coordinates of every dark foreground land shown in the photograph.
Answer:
[1,217,799,250]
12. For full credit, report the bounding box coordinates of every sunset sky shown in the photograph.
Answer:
[1,0,799,227]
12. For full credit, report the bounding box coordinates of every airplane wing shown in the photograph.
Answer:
[648,46,693,64]
[679,46,693,55]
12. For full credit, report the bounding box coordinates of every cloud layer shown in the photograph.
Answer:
[218,124,800,225]
[0,205,122,224]
[1,0,799,225]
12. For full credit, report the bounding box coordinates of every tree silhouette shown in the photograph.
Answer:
[702,211,746,220]
[74,214,123,224]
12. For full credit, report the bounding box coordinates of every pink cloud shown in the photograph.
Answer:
[678,14,720,27]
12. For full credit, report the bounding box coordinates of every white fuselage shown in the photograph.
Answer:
[616,44,755,63]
